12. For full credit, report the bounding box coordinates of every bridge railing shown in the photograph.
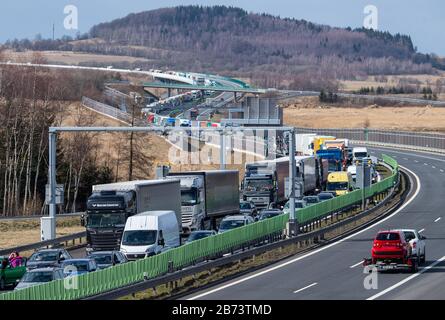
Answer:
[0,156,398,300]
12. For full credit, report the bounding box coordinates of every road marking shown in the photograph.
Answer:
[187,165,421,300]
[434,217,441,223]
[440,169,444,173]
[367,255,445,300]
[350,261,364,268]
[369,147,445,163]
[293,282,318,294]
[418,228,425,233]
[424,163,428,166]
[403,158,409,161]
[414,160,419,163]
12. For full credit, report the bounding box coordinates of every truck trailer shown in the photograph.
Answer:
[83,180,181,252]
[284,156,317,198]
[166,170,239,232]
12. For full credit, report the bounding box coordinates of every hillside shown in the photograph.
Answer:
[4,5,444,90]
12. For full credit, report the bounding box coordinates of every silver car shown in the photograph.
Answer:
[15,267,64,290]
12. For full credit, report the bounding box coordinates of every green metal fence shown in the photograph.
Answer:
[0,156,397,300]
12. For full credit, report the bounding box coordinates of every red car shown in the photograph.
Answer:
[365,230,418,272]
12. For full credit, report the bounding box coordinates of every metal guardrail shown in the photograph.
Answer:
[295,127,445,154]
[0,232,86,256]
[82,97,132,124]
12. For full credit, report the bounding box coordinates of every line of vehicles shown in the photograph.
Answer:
[1,134,381,291]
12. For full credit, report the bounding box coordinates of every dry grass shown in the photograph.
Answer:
[282,97,445,132]
[0,217,83,250]
[4,49,152,65]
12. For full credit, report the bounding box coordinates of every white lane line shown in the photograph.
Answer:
[434,217,441,223]
[424,163,428,166]
[440,169,444,172]
[367,255,445,300]
[418,228,425,233]
[187,165,421,300]
[432,166,436,169]
[403,158,408,161]
[293,282,318,294]
[414,160,419,163]
[350,261,364,268]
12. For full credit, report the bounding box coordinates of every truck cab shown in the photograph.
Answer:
[326,172,353,196]
[85,190,136,252]
[352,147,369,162]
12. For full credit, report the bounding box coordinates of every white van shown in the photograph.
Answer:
[120,211,180,260]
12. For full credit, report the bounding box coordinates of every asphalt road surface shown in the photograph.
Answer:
[184,147,445,300]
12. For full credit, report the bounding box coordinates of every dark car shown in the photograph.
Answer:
[239,201,258,217]
[257,209,283,221]
[26,249,72,270]
[61,259,97,277]
[317,192,336,201]
[88,251,128,270]
[186,230,217,244]
[303,196,320,205]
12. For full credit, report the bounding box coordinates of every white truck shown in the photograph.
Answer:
[352,147,369,162]
[84,180,181,252]
[166,170,240,233]
[295,133,317,156]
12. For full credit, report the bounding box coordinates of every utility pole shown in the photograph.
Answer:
[52,23,55,41]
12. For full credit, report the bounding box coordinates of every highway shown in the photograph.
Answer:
[185,147,445,300]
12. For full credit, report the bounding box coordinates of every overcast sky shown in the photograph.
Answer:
[1,0,443,55]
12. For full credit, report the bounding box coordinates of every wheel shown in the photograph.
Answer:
[0,277,5,290]
[410,259,419,273]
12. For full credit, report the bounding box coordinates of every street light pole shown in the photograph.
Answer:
[287,128,298,236]
[48,131,57,240]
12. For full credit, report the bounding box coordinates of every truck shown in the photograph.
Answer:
[242,157,289,209]
[353,147,369,162]
[315,158,329,190]
[284,156,317,198]
[166,170,239,232]
[83,180,181,252]
[316,148,344,172]
[295,133,317,156]
[326,172,354,196]
[312,136,336,154]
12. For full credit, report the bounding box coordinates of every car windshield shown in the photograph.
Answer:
[61,261,89,272]
[240,203,252,210]
[376,232,400,241]
[87,213,126,228]
[304,197,319,204]
[181,189,198,206]
[327,182,348,191]
[220,220,245,230]
[29,252,59,262]
[260,212,279,219]
[245,179,273,192]
[122,230,157,246]
[22,271,54,283]
[403,231,416,241]
[355,152,368,158]
[318,194,333,200]
[90,254,112,265]
[187,232,213,242]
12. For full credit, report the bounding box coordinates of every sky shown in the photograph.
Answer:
[0,0,444,55]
